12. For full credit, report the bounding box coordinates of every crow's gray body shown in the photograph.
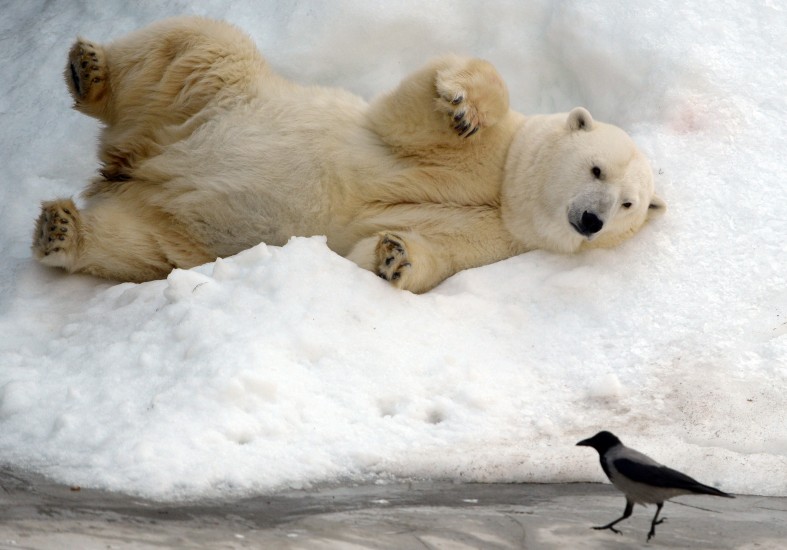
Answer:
[577,431,733,541]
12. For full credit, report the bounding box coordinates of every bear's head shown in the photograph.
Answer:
[502,107,665,253]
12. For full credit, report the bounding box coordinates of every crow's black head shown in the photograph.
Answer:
[576,431,622,454]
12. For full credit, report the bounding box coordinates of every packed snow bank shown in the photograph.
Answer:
[0,0,784,499]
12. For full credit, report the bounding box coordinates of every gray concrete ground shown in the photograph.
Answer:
[0,466,785,549]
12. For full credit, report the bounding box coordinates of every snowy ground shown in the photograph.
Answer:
[0,1,785,501]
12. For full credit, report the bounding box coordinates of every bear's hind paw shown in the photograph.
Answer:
[66,39,108,105]
[33,199,81,269]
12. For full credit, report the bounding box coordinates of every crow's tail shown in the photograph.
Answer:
[693,483,735,498]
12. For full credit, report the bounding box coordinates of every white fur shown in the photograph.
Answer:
[33,17,665,292]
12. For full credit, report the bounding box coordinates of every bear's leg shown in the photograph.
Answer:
[32,196,214,283]
[346,206,522,293]
[347,232,451,294]
[367,56,510,151]
[66,17,266,124]
[66,18,272,179]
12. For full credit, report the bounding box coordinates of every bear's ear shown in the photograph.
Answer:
[567,107,594,131]
[647,194,666,219]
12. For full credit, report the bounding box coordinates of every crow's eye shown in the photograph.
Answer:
[591,166,602,179]
[622,202,633,209]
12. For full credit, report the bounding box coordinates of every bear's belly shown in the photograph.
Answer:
[141,97,379,257]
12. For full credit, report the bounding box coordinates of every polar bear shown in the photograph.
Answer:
[33,17,665,293]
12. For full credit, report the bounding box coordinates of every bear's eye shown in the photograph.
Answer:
[622,202,633,209]
[591,166,602,179]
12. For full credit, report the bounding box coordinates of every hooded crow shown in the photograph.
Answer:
[577,430,734,541]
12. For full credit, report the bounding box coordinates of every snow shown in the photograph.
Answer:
[0,0,785,500]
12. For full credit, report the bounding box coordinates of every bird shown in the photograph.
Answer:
[577,430,734,541]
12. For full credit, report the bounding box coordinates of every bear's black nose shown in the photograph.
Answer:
[573,211,603,236]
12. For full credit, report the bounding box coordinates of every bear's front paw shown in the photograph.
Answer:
[376,233,411,284]
[66,39,108,104]
[435,59,509,138]
[33,199,81,268]
[437,85,481,139]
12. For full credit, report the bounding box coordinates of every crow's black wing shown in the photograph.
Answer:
[613,458,732,497]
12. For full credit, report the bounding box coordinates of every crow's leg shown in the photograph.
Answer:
[593,499,634,535]
[646,502,666,541]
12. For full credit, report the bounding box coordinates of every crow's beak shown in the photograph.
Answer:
[576,438,591,447]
